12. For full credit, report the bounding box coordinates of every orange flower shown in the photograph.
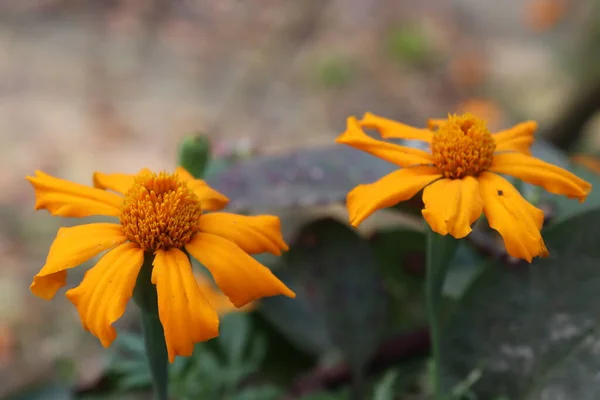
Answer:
[26,167,295,362]
[195,272,256,315]
[336,113,591,262]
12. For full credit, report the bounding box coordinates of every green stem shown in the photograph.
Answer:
[426,230,459,400]
[133,254,169,400]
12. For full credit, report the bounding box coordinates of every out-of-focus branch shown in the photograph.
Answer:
[543,73,600,151]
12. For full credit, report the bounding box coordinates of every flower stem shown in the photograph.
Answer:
[425,230,458,400]
[133,254,169,400]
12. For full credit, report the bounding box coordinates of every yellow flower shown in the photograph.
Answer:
[336,112,592,262]
[194,272,256,315]
[26,167,295,362]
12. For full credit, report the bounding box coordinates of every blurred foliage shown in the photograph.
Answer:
[313,56,356,89]
[385,25,434,66]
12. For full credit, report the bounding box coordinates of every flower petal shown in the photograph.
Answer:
[195,272,255,315]
[31,223,128,300]
[93,172,135,194]
[421,176,484,238]
[490,153,591,202]
[427,119,447,130]
[492,121,538,154]
[198,213,288,255]
[65,242,143,348]
[346,166,442,227]
[360,112,433,142]
[336,117,435,168]
[152,248,220,362]
[175,167,229,211]
[478,172,548,262]
[26,170,123,217]
[186,233,296,308]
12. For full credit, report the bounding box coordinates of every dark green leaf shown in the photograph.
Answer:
[369,228,427,330]
[286,218,388,384]
[441,207,600,399]
[230,385,283,400]
[204,146,397,212]
[218,313,251,366]
[373,369,399,400]
[258,268,333,356]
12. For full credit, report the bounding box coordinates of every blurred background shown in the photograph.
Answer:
[2,0,600,398]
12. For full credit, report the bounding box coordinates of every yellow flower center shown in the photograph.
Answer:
[430,113,496,179]
[120,172,202,252]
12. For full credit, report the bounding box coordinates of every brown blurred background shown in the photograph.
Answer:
[0,0,599,395]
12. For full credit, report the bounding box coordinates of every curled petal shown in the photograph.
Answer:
[152,248,220,363]
[92,169,151,194]
[422,176,484,238]
[186,233,295,308]
[336,117,435,168]
[65,242,143,348]
[346,166,442,227]
[478,172,548,262]
[195,272,255,314]
[199,213,288,255]
[31,223,127,300]
[175,167,229,211]
[490,153,592,202]
[26,170,123,217]
[360,112,433,142]
[493,121,538,154]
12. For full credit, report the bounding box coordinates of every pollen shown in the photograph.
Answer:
[120,172,202,252]
[430,113,496,179]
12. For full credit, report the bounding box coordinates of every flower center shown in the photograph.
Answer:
[120,171,202,252]
[430,113,496,179]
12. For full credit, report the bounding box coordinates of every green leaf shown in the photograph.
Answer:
[441,207,600,399]
[218,313,251,366]
[258,268,333,357]
[230,385,283,400]
[178,135,212,179]
[369,228,427,330]
[286,218,388,394]
[373,369,399,400]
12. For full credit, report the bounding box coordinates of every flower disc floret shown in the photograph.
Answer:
[120,172,202,252]
[430,113,496,179]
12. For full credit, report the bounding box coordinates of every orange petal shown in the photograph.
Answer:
[26,170,123,217]
[427,119,447,130]
[152,248,220,363]
[490,153,591,202]
[175,167,229,211]
[195,272,255,314]
[478,172,548,262]
[360,112,433,142]
[493,121,538,154]
[186,233,295,308]
[421,176,483,238]
[336,117,435,168]
[346,166,442,227]
[93,172,135,194]
[31,223,128,300]
[199,213,288,255]
[65,242,143,348]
